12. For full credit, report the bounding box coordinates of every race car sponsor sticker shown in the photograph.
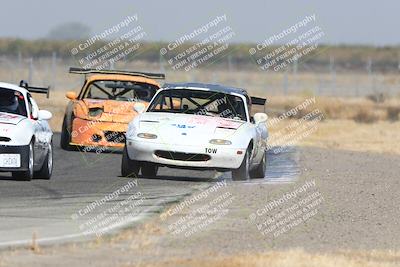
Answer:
[0,112,24,125]
[0,113,20,120]
[171,123,196,129]
[0,154,21,168]
[205,148,217,154]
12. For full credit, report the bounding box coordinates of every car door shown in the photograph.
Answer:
[255,119,268,152]
[27,94,46,166]
[251,116,267,163]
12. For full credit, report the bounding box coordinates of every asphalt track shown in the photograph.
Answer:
[0,134,299,248]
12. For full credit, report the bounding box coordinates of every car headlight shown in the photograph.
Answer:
[137,133,158,139]
[209,139,232,145]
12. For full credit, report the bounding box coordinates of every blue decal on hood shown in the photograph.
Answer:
[171,124,195,129]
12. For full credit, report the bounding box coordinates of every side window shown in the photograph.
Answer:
[87,83,109,99]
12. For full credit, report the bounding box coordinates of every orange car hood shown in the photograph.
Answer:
[78,99,148,123]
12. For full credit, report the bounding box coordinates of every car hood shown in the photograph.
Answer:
[0,113,34,145]
[0,112,26,125]
[138,112,245,145]
[78,99,147,123]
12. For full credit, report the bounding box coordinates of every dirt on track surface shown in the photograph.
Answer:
[1,146,400,267]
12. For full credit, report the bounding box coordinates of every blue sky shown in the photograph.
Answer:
[0,0,398,45]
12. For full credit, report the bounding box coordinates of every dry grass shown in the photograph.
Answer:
[353,106,380,123]
[263,95,400,123]
[283,119,400,155]
[110,222,164,250]
[29,232,42,254]
[131,249,400,267]
[262,96,400,155]
[387,106,400,121]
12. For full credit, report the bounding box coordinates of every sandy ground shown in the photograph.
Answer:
[1,144,399,267]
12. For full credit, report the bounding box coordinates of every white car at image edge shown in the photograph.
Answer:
[0,81,53,181]
[122,83,268,181]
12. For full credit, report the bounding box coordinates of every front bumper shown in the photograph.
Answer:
[126,139,245,170]
[70,118,127,148]
[0,144,30,172]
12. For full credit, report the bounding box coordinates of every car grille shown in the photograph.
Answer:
[104,131,126,144]
[155,150,211,162]
[0,136,11,142]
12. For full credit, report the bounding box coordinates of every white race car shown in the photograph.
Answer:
[0,81,53,181]
[122,83,268,181]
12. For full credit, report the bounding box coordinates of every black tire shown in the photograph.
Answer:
[60,115,73,151]
[250,151,267,179]
[12,141,34,181]
[34,141,53,179]
[232,149,250,181]
[121,145,140,177]
[141,162,158,177]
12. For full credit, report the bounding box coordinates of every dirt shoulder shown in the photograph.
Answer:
[1,146,399,267]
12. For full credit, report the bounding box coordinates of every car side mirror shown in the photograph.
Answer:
[254,113,268,124]
[133,102,146,114]
[66,91,77,100]
[38,110,52,120]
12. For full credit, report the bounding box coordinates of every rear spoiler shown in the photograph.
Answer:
[19,80,50,98]
[251,96,267,113]
[251,96,267,106]
[69,67,166,80]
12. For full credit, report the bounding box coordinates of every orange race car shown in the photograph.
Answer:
[60,68,165,151]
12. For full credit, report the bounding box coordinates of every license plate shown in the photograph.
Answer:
[0,154,21,168]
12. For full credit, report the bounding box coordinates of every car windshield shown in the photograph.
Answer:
[0,88,27,116]
[84,80,158,102]
[147,89,247,121]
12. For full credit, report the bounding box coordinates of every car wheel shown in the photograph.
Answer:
[232,148,250,181]
[250,151,267,179]
[12,141,34,181]
[34,141,53,179]
[60,115,73,151]
[121,145,140,177]
[141,162,158,177]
